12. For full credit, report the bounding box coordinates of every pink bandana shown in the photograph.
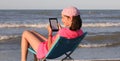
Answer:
[62,6,80,17]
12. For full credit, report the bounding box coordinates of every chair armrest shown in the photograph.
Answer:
[28,47,36,54]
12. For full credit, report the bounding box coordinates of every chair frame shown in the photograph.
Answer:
[28,32,87,61]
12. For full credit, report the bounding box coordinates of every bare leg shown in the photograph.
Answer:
[21,30,47,61]
[30,30,47,41]
[34,55,39,61]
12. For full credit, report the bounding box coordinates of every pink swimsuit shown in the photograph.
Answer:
[36,28,83,59]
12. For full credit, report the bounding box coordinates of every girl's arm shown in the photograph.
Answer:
[47,23,62,50]
[47,25,53,50]
[48,34,59,50]
[58,23,62,30]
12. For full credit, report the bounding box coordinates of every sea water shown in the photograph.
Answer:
[0,10,120,60]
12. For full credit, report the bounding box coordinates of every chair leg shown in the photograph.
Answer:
[62,56,73,61]
[62,53,74,61]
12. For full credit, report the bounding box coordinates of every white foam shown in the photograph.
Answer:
[79,43,113,48]
[0,23,48,28]
[83,22,120,27]
[0,22,120,28]
[0,35,20,41]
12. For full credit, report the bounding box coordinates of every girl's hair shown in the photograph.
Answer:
[68,15,82,31]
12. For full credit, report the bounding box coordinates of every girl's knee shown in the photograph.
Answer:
[22,30,31,37]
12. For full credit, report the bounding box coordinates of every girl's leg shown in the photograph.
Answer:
[30,30,47,41]
[21,30,47,61]
[34,54,39,61]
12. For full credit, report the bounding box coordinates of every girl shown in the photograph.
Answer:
[21,6,83,61]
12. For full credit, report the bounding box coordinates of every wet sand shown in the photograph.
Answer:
[0,37,120,61]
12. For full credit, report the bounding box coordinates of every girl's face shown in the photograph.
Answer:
[61,14,72,27]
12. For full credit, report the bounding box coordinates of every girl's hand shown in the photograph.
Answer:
[47,25,52,35]
[58,23,62,30]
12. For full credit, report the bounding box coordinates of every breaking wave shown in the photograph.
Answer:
[0,22,120,28]
[0,23,48,28]
[79,43,116,48]
[0,35,20,41]
[83,22,120,27]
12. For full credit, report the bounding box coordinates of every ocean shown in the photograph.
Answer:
[0,10,120,60]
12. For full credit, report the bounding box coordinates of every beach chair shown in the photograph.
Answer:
[28,32,87,61]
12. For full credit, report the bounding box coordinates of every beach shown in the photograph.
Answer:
[0,10,120,61]
[0,36,120,61]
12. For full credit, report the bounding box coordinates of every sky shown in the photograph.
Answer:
[0,0,120,10]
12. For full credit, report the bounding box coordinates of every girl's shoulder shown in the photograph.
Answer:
[58,28,83,39]
[58,28,69,32]
[59,28,83,33]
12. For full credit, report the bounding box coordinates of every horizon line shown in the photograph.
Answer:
[0,8,120,10]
